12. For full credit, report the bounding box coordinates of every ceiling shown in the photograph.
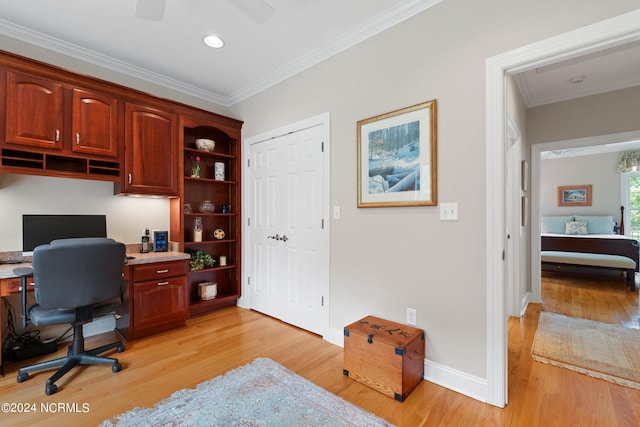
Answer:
[0,0,442,107]
[0,1,637,121]
[514,40,640,108]
[514,40,640,160]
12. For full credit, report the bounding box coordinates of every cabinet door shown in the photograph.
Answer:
[5,70,63,149]
[123,102,178,195]
[71,88,118,157]
[132,276,187,330]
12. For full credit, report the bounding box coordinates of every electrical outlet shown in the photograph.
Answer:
[406,308,417,325]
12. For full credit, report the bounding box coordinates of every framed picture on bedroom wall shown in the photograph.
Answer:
[558,184,592,207]
[357,99,437,208]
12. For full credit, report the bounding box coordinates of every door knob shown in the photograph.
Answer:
[267,234,288,242]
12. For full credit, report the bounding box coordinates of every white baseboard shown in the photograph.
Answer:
[424,358,487,403]
[324,326,487,403]
[324,325,345,347]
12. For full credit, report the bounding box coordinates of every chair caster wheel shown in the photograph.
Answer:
[45,384,58,395]
[17,372,29,383]
[112,362,122,373]
[117,344,125,353]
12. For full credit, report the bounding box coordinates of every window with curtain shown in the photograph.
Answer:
[617,150,640,173]
[621,171,640,240]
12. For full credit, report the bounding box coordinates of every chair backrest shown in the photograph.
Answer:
[32,237,126,309]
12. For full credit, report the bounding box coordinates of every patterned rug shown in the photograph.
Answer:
[532,311,640,390]
[100,358,393,426]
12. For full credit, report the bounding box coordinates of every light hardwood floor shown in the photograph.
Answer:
[2,272,640,426]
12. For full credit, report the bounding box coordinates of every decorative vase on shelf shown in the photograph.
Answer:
[184,203,192,214]
[199,200,215,213]
[193,217,203,242]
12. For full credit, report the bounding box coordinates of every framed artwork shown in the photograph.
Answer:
[521,160,528,192]
[357,100,437,208]
[558,184,592,207]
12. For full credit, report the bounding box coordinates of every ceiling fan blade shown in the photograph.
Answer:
[230,0,275,25]
[135,0,166,21]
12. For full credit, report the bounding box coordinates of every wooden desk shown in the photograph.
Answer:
[0,252,189,376]
[0,266,34,377]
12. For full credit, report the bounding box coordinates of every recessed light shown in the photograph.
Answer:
[203,34,224,49]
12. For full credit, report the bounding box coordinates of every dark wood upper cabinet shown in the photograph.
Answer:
[5,70,63,149]
[71,88,118,157]
[120,101,178,196]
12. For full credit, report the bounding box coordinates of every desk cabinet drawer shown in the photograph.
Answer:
[132,260,187,282]
[132,276,187,330]
[3,277,34,294]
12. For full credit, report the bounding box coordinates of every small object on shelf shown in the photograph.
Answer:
[190,155,201,178]
[184,203,192,214]
[214,162,225,181]
[193,217,203,242]
[198,282,217,300]
[195,138,215,152]
[219,255,227,266]
[153,230,168,252]
[189,250,216,271]
[199,200,215,213]
[221,204,231,213]
[141,228,150,253]
[213,228,225,240]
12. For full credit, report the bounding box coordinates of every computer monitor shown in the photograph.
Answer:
[22,214,107,256]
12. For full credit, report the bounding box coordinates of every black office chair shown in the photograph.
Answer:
[14,237,126,395]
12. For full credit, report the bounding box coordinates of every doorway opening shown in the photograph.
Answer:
[486,10,640,408]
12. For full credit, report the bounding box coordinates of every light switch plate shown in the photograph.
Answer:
[440,202,459,221]
[333,206,341,219]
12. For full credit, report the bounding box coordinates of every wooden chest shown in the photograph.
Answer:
[343,316,424,402]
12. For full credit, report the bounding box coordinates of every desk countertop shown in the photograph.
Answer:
[0,251,190,279]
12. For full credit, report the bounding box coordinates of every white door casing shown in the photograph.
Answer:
[486,10,640,408]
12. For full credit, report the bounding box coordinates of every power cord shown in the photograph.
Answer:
[1,296,43,355]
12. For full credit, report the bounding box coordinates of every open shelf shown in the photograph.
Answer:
[172,119,242,317]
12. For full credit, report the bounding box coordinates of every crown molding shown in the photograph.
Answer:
[227,0,443,105]
[0,18,229,106]
[0,0,443,108]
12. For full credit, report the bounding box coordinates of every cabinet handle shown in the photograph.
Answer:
[76,133,80,145]
[128,173,132,184]
[156,269,169,274]
[157,281,169,286]
[55,129,60,142]
[17,282,34,291]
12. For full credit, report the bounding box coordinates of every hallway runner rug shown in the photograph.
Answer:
[532,311,640,390]
[100,357,394,426]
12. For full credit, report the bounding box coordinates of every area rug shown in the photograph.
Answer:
[100,358,394,426]
[532,311,640,390]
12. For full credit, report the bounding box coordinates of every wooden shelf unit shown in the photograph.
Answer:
[171,114,243,317]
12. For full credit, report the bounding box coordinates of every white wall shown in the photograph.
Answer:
[529,85,640,145]
[0,0,638,389]
[0,174,169,251]
[229,0,640,380]
[540,153,621,218]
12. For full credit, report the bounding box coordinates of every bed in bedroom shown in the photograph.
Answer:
[540,206,639,291]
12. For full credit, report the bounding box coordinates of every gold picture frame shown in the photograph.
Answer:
[357,100,437,208]
[558,184,592,207]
